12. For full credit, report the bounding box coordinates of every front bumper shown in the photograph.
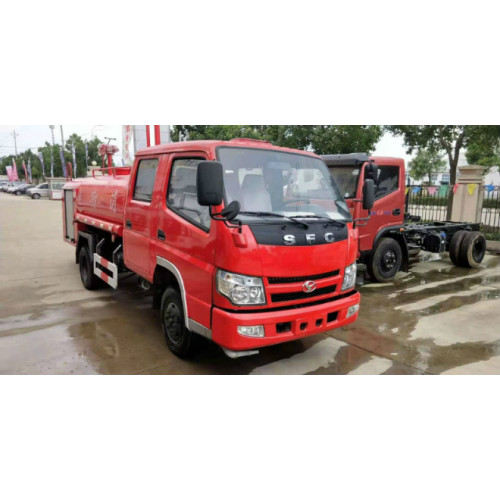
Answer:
[211,290,360,351]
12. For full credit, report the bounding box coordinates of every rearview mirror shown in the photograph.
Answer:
[220,200,241,220]
[362,179,375,210]
[197,161,224,206]
[365,162,379,181]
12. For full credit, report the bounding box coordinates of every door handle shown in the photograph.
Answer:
[157,229,166,241]
[393,209,401,216]
[125,220,132,229]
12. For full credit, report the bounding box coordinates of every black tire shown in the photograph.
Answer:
[448,230,468,266]
[368,237,403,283]
[457,231,486,268]
[32,193,40,200]
[79,245,100,290]
[161,287,197,358]
[15,191,21,196]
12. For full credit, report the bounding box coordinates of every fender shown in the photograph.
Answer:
[156,256,212,340]
[76,231,97,264]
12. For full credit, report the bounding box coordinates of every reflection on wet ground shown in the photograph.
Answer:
[1,194,500,374]
[2,252,498,375]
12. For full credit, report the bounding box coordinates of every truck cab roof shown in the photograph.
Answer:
[322,153,404,167]
[136,138,320,159]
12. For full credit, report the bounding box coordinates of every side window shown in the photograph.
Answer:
[374,166,399,200]
[167,158,211,230]
[133,158,159,202]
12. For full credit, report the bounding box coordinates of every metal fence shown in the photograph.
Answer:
[405,185,449,222]
[404,184,500,235]
[482,186,500,235]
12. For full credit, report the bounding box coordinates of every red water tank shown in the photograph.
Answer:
[71,171,130,226]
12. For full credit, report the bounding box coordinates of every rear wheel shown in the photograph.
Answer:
[458,231,486,268]
[448,230,468,266]
[368,237,403,283]
[79,245,100,290]
[161,287,197,358]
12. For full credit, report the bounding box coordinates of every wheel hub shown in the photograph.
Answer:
[164,303,183,344]
[382,250,397,271]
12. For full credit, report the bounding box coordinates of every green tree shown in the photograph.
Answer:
[386,126,500,218]
[465,132,500,169]
[171,125,383,155]
[408,149,447,183]
[1,134,107,180]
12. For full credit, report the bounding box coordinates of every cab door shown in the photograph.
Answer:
[151,153,217,329]
[357,161,405,253]
[123,156,161,277]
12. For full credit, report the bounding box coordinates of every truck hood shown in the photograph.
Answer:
[257,238,350,278]
[215,221,356,279]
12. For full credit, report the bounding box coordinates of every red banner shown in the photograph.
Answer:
[12,159,19,181]
[22,160,28,182]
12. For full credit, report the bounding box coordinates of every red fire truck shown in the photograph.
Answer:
[323,153,487,282]
[62,140,374,358]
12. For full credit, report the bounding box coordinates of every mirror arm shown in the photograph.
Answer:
[209,207,243,232]
[353,215,371,229]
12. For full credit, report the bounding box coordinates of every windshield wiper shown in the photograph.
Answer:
[238,211,310,229]
[292,214,347,227]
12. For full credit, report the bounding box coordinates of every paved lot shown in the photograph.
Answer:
[1,192,500,374]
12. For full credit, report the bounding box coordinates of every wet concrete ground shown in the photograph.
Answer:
[1,192,500,374]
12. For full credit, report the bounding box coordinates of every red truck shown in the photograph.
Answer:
[62,139,374,358]
[323,154,487,282]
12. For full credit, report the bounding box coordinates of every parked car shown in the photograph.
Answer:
[3,182,21,192]
[11,184,35,195]
[7,183,26,194]
[27,183,50,199]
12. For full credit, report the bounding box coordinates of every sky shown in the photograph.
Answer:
[0,125,412,166]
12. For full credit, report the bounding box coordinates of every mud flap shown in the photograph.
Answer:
[93,253,118,289]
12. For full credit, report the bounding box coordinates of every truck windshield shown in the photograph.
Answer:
[217,147,351,223]
[328,166,360,199]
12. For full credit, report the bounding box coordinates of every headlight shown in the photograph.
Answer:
[341,262,357,291]
[216,270,266,305]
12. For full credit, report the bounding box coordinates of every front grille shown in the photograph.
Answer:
[271,284,337,303]
[268,270,339,284]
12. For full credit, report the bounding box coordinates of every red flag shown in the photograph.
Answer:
[22,160,28,182]
[453,184,459,194]
[12,159,19,181]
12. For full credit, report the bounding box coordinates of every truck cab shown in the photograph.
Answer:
[64,139,368,358]
[323,153,486,282]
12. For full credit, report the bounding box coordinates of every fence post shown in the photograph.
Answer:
[451,165,485,223]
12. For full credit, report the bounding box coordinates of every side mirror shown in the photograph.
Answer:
[365,162,379,181]
[220,200,240,220]
[197,161,224,206]
[362,179,375,210]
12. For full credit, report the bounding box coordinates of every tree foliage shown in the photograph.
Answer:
[385,125,500,218]
[171,125,383,155]
[0,134,105,181]
[408,149,447,182]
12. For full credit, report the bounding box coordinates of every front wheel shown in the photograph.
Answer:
[32,193,40,200]
[367,237,403,283]
[161,287,197,358]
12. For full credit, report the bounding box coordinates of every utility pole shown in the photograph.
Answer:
[11,130,19,156]
[49,125,55,177]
